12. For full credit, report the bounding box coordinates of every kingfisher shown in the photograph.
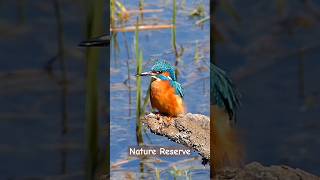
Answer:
[137,60,185,123]
[211,64,243,170]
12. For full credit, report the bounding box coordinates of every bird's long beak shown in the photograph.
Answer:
[136,71,157,76]
[78,34,110,47]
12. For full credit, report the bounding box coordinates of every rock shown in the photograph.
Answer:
[142,113,320,180]
[216,162,319,180]
[142,113,210,160]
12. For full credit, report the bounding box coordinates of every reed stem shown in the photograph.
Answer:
[84,0,104,178]
[135,19,144,145]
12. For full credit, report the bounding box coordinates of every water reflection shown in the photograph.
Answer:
[216,0,320,175]
[0,0,106,179]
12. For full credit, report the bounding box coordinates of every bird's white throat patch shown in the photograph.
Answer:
[151,76,161,81]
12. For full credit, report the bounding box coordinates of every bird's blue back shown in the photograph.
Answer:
[211,64,240,120]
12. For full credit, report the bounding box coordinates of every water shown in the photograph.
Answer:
[0,0,103,179]
[110,0,210,179]
[2,0,318,179]
[217,0,320,175]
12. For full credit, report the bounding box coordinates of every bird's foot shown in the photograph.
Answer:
[154,112,161,120]
[152,112,174,126]
[162,117,174,126]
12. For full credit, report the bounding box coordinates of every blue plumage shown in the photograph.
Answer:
[211,64,240,120]
[170,81,184,97]
[151,60,177,81]
[152,60,184,98]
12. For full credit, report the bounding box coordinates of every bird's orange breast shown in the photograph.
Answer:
[150,80,185,117]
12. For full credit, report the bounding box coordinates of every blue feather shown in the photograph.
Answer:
[151,59,176,81]
[211,64,240,120]
[170,81,184,98]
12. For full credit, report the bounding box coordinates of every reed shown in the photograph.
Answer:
[122,32,132,116]
[111,24,174,32]
[172,0,177,56]
[84,0,104,179]
[194,40,200,63]
[298,50,305,105]
[116,0,130,22]
[189,4,205,18]
[53,0,68,174]
[139,0,144,10]
[110,0,115,27]
[155,168,161,180]
[135,18,144,145]
[276,0,286,17]
[171,0,181,80]
[196,16,210,26]
[111,0,120,66]
[139,0,144,20]
[16,0,26,24]
[181,0,186,10]
[127,9,163,14]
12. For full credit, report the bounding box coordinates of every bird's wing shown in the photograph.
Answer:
[170,81,184,98]
[211,64,240,120]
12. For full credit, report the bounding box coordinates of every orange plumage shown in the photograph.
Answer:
[212,105,243,170]
[150,79,185,117]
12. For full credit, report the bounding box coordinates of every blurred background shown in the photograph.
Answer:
[0,0,108,179]
[110,0,210,179]
[215,0,320,176]
[2,0,319,179]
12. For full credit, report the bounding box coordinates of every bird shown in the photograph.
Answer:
[211,64,243,170]
[137,60,185,124]
[78,32,243,169]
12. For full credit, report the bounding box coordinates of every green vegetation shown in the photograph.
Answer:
[135,18,144,145]
[84,0,104,179]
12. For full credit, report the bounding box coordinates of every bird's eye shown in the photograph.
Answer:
[157,71,162,74]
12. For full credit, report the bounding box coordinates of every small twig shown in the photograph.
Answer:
[196,16,210,25]
[126,9,163,14]
[111,158,136,169]
[111,24,175,32]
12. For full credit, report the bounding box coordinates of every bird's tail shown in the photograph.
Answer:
[211,105,244,170]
